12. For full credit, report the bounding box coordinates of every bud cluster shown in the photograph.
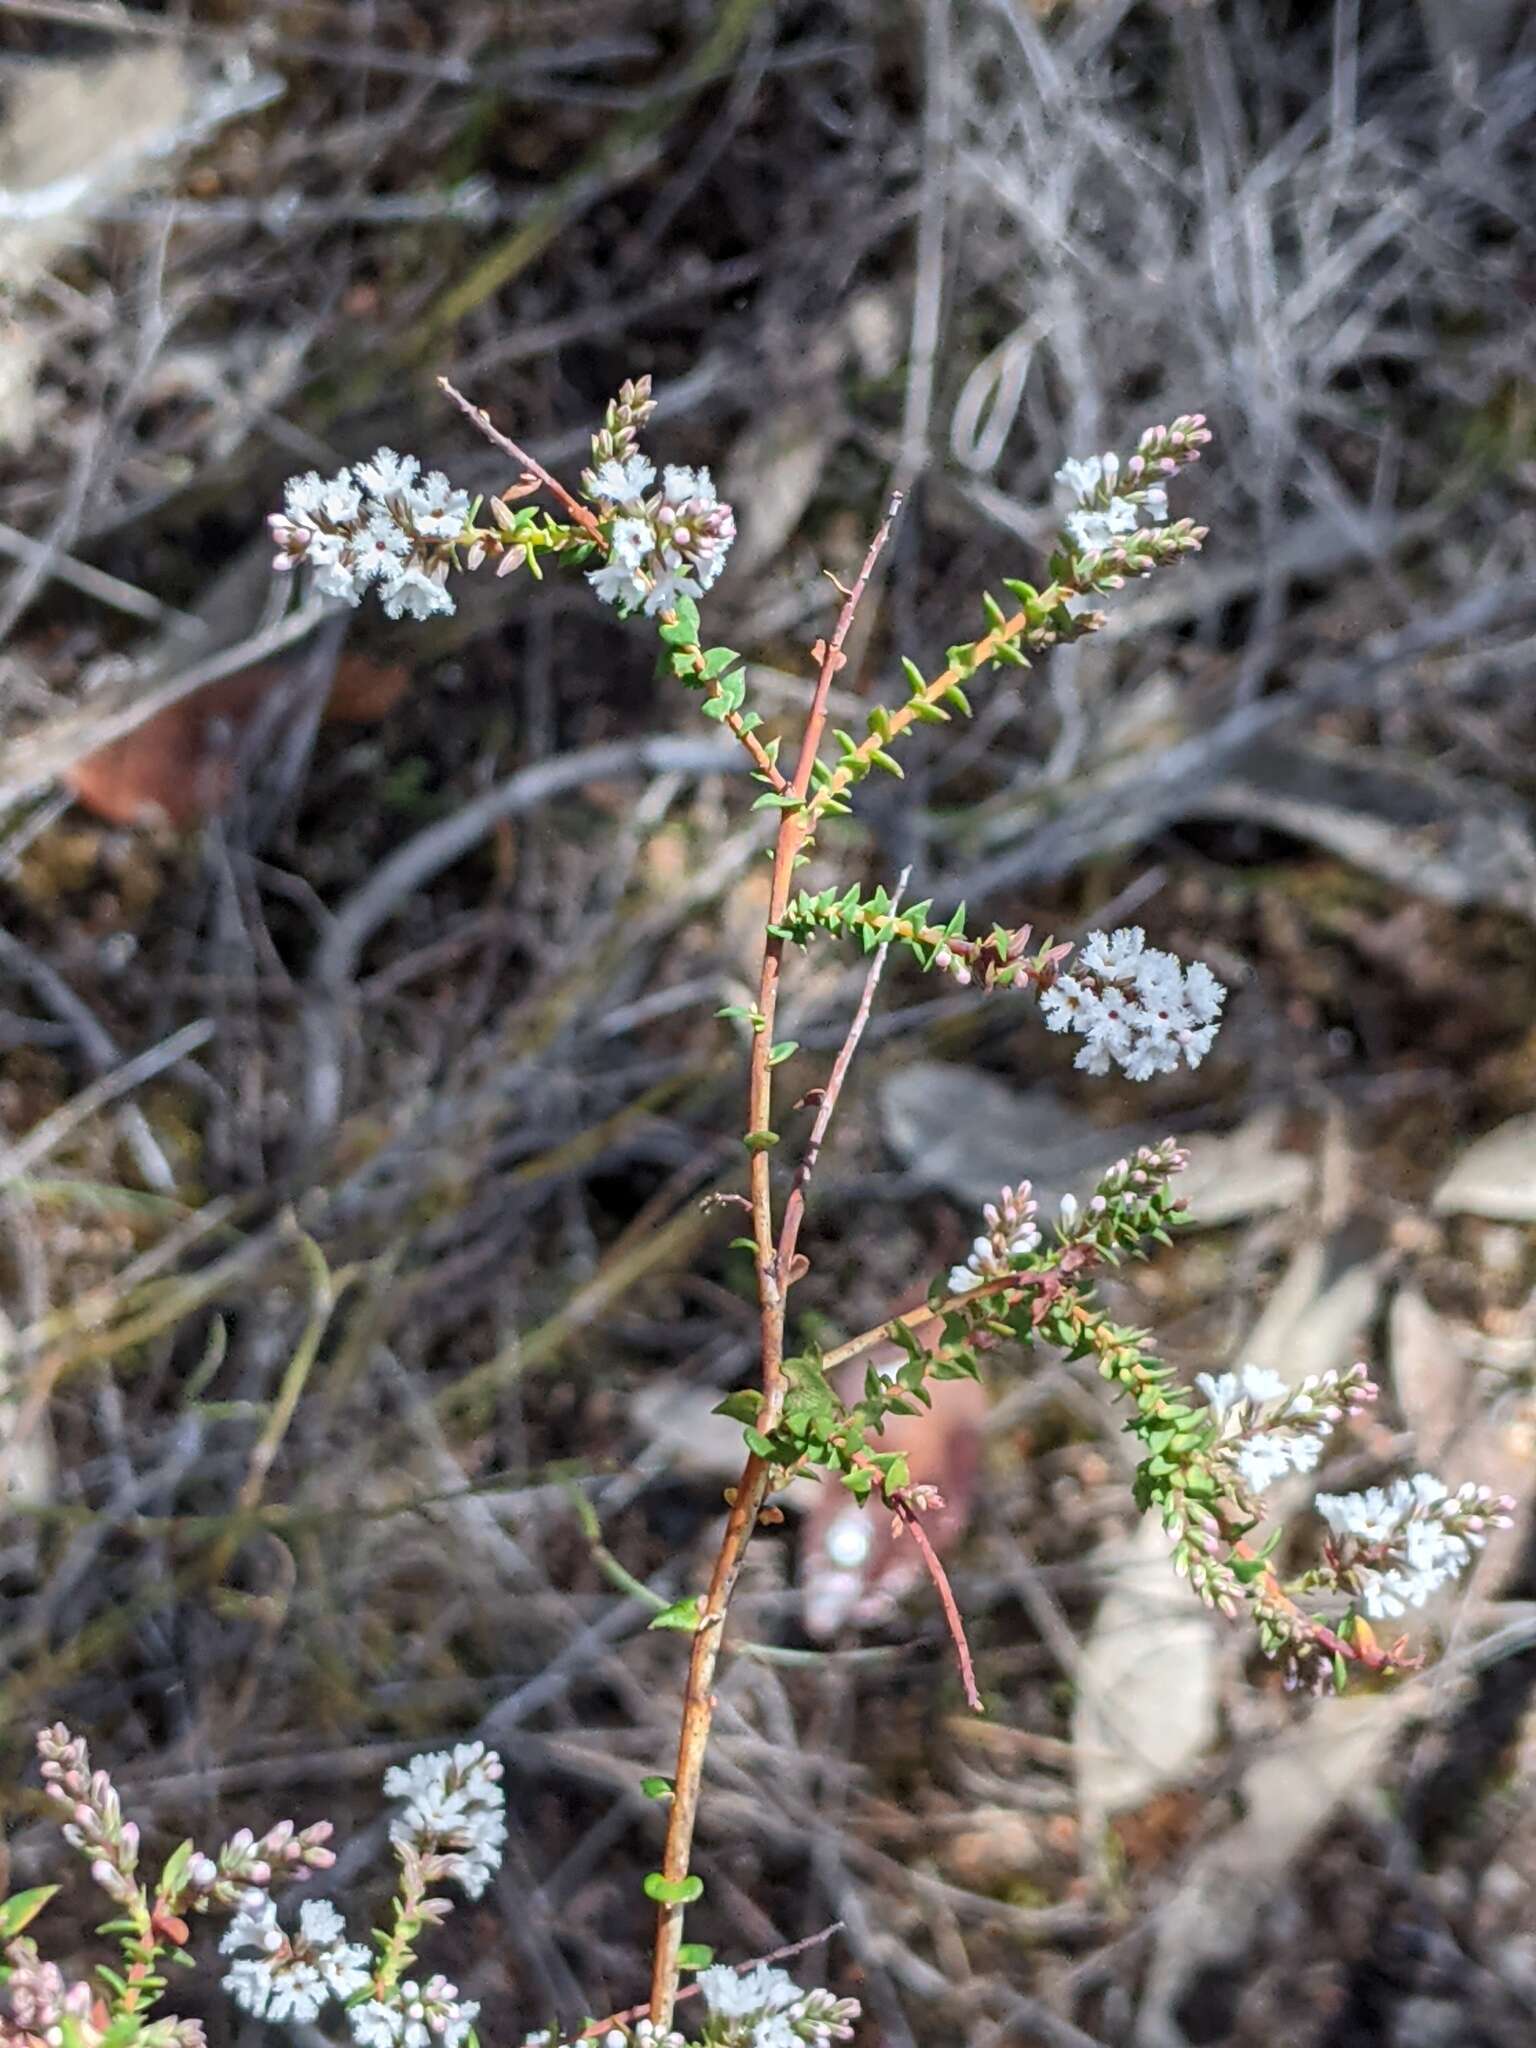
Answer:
[581,374,658,492]
[37,1722,141,1907]
[947,1182,1041,1295]
[3,1938,108,2048]
[1054,417,1212,580]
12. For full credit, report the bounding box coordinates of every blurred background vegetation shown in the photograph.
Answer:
[1,2,1534,2042]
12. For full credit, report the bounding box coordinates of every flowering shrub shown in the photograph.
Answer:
[6,378,1514,2043]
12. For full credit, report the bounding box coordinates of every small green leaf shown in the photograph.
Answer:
[0,1888,58,1940]
[900,656,927,693]
[678,1943,715,1969]
[640,1776,674,1801]
[713,1390,764,1424]
[742,1427,775,1458]
[942,682,973,716]
[702,645,740,677]
[767,1041,798,1066]
[870,749,904,778]
[157,1840,195,1902]
[648,1596,704,1634]
[643,1872,705,1906]
[743,1129,780,1152]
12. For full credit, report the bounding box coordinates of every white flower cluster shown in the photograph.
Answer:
[1055,450,1169,554]
[1040,927,1225,1081]
[947,1181,1040,1296]
[584,458,736,618]
[384,1740,506,1899]
[352,1976,479,2048]
[1316,1472,1514,1619]
[270,449,470,619]
[221,1895,371,2024]
[1198,1363,1335,1493]
[697,1963,859,2047]
[1198,1360,1378,1497]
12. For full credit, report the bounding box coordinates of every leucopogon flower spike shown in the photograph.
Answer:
[1197,1361,1376,1496]
[269,452,470,619]
[384,1740,506,1899]
[351,1976,480,2048]
[1040,926,1225,1080]
[1316,1473,1516,1619]
[1055,415,1210,558]
[221,1896,371,2024]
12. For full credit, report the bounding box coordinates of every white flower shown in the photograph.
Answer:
[699,1963,801,2019]
[1238,1365,1286,1405]
[1235,1428,1323,1494]
[587,454,657,503]
[316,471,362,524]
[660,463,717,505]
[1055,455,1103,499]
[221,1894,369,2021]
[608,515,653,569]
[1066,507,1116,552]
[380,561,455,621]
[752,2019,799,2048]
[588,558,649,613]
[1076,927,1145,978]
[221,1895,281,1957]
[224,1954,328,2023]
[353,512,412,584]
[356,449,421,496]
[283,470,330,520]
[352,2002,404,2047]
[1039,974,1099,1034]
[407,471,471,540]
[642,566,704,617]
[1196,1371,1240,1418]
[1059,1192,1079,1225]
[1142,484,1170,523]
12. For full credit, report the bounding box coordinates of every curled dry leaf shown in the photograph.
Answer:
[1432,1114,1536,1223]
[65,656,409,827]
[1074,1519,1220,1836]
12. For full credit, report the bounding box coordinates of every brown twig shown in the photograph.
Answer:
[891,1491,983,1713]
[647,496,902,2029]
[776,864,910,1287]
[437,378,604,540]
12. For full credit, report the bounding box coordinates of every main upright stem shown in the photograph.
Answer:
[648,499,900,2028]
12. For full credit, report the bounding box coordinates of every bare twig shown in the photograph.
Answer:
[0,1020,214,1184]
[776,864,910,1285]
[436,378,604,540]
[891,1492,982,1713]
